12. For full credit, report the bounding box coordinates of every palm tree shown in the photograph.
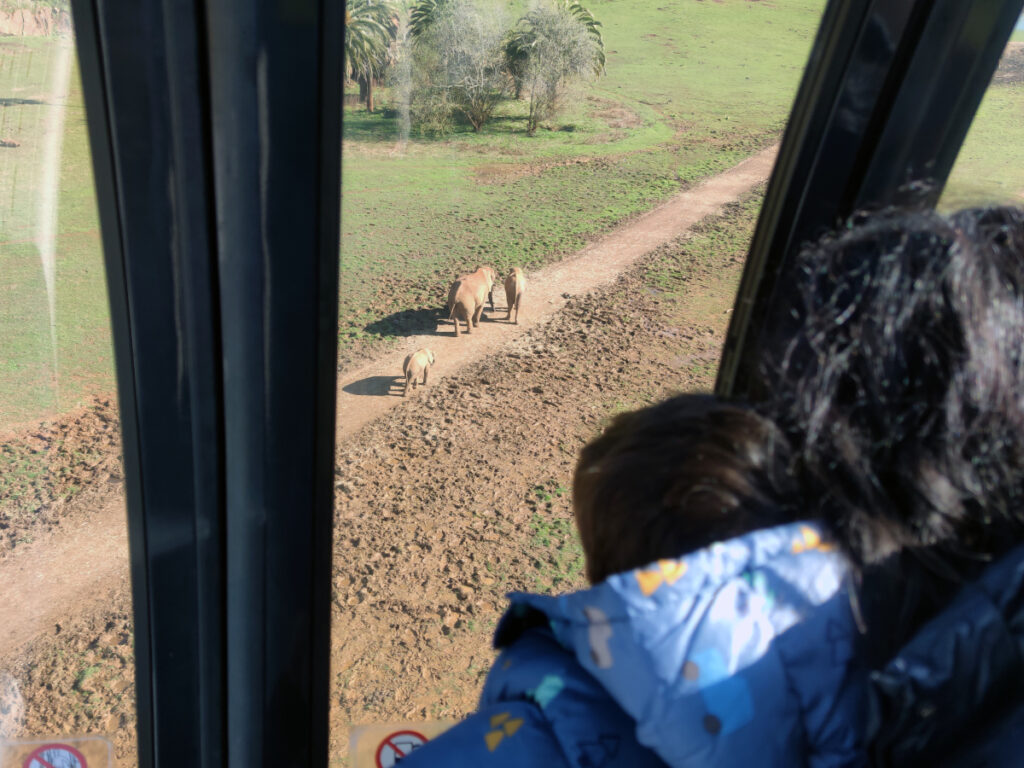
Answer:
[345,0,396,112]
[564,0,604,75]
[408,0,444,39]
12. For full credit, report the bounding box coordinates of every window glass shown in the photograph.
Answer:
[334,0,826,762]
[0,8,133,767]
[940,19,1024,211]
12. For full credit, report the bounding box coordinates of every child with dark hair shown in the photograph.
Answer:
[398,395,866,767]
[572,395,801,583]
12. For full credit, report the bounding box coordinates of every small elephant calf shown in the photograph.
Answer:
[504,267,526,324]
[403,348,435,396]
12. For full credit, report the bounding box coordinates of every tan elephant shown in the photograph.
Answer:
[446,266,495,337]
[504,267,526,324]
[403,347,435,396]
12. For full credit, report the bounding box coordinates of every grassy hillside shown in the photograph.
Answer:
[3,1,833,424]
[941,42,1024,211]
[338,0,828,362]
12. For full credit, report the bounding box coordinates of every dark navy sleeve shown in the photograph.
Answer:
[395,701,571,768]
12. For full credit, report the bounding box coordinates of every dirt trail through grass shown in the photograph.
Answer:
[0,499,128,657]
[0,144,776,667]
[337,144,777,435]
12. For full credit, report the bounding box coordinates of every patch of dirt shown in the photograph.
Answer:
[593,106,644,131]
[0,397,121,560]
[993,42,1024,85]
[472,156,597,185]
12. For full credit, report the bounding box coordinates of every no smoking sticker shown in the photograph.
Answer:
[23,744,88,768]
[349,721,454,768]
[0,737,111,768]
[375,730,426,768]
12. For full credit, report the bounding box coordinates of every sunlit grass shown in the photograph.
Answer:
[941,80,1024,211]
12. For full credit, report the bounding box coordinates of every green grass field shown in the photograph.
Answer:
[1,3,1019,426]
[941,43,1024,211]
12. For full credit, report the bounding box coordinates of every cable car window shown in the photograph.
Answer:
[335,0,827,760]
[0,8,132,766]
[940,14,1024,210]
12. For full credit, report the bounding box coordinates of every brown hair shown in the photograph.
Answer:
[573,394,802,583]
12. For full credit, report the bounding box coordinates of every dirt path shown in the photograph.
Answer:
[0,500,128,658]
[336,144,777,434]
[0,145,775,669]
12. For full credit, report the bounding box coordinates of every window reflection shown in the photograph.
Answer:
[0,14,134,766]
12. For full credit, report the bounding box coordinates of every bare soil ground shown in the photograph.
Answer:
[0,168,768,765]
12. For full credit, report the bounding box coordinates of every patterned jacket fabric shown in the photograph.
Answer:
[398,522,870,767]
[397,522,1024,765]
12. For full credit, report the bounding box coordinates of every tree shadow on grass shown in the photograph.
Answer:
[0,98,43,106]
[342,106,529,144]
[342,375,405,397]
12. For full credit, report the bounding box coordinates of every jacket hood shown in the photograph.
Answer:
[494,521,869,767]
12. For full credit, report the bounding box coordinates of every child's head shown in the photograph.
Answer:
[573,394,801,583]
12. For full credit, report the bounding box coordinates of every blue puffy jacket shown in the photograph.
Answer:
[397,522,1024,766]
[399,522,868,767]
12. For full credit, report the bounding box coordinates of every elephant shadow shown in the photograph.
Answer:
[342,375,405,397]
[363,307,447,338]
[362,305,504,339]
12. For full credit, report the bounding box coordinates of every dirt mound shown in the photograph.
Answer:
[0,398,121,560]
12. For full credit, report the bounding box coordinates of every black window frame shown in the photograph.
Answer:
[716,0,1024,399]
[70,0,341,764]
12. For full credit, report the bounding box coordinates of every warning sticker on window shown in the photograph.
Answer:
[0,736,113,768]
[349,721,455,768]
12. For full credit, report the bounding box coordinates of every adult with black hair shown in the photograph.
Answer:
[761,204,1024,765]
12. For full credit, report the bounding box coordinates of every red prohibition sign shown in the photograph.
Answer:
[23,743,88,768]
[374,729,428,768]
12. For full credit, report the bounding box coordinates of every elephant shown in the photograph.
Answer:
[403,348,435,396]
[446,267,496,337]
[504,267,526,324]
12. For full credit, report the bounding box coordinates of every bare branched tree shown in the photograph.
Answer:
[411,0,509,132]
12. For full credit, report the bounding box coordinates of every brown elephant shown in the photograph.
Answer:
[402,347,435,396]
[504,267,526,324]
[446,266,496,337]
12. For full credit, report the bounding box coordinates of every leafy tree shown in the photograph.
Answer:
[408,0,444,39]
[411,0,508,132]
[344,0,396,112]
[505,0,604,99]
[508,1,603,135]
[564,0,605,75]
